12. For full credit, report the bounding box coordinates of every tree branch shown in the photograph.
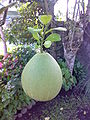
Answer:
[66,0,69,21]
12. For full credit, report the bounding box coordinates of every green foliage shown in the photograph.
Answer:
[44,41,52,48]
[74,59,86,82]
[0,46,35,120]
[58,58,86,92]
[46,33,61,42]
[52,27,67,31]
[39,15,52,25]
[28,27,42,34]
[5,2,43,45]
[28,15,66,52]
[58,59,77,91]
[73,59,87,94]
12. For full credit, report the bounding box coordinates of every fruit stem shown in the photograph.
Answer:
[40,41,43,53]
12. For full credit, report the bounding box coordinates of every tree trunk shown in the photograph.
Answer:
[0,27,7,56]
[63,0,88,74]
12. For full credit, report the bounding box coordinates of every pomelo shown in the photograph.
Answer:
[21,52,62,101]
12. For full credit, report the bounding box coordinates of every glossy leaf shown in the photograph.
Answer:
[44,41,52,48]
[33,33,40,41]
[28,27,42,34]
[39,15,52,25]
[52,27,67,31]
[46,33,61,42]
[35,43,40,49]
[45,27,67,35]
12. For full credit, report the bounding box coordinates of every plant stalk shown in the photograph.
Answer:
[40,40,43,53]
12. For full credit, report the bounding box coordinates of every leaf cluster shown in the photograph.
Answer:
[0,46,35,120]
[28,15,66,52]
[58,59,77,91]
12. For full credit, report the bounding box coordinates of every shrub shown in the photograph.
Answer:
[73,59,87,95]
[58,58,86,92]
[58,59,77,91]
[74,59,86,82]
[0,46,35,120]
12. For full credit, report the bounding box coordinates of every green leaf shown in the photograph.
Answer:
[44,41,52,48]
[45,27,67,35]
[35,43,40,49]
[52,27,67,31]
[33,33,40,41]
[28,27,42,34]
[65,69,71,79]
[39,15,52,25]
[64,85,70,91]
[73,77,77,85]
[46,33,61,42]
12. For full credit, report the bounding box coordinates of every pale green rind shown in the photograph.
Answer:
[21,52,62,101]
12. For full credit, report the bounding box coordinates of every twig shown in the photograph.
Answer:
[70,0,80,50]
[73,0,77,20]
[66,0,69,21]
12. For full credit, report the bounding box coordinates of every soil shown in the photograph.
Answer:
[15,90,90,120]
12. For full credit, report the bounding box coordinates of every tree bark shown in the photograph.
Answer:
[0,0,12,56]
[0,27,7,56]
[87,0,90,20]
[66,0,69,20]
[63,0,86,74]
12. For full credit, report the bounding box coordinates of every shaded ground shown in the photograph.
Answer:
[15,90,90,120]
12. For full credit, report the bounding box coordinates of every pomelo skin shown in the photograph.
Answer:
[21,52,62,101]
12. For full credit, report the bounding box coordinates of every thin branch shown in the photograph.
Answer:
[82,0,85,14]
[73,0,77,20]
[70,0,80,50]
[76,0,80,21]
[66,0,69,21]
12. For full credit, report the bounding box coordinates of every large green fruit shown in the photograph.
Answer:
[21,52,62,101]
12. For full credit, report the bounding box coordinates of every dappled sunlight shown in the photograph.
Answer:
[0,0,90,120]
[54,0,88,21]
[0,41,16,55]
